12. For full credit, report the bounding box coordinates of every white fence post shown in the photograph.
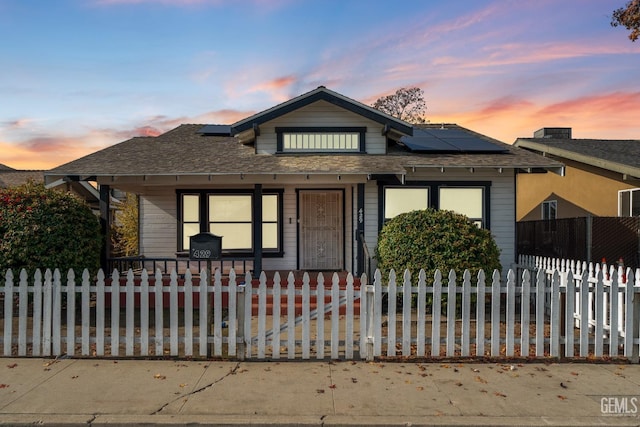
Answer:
[446,270,456,357]
[3,270,13,356]
[365,282,375,362]
[18,270,29,356]
[110,269,120,356]
[416,269,427,358]
[476,270,486,357]
[431,270,442,357]
[402,269,412,357]
[236,279,246,361]
[387,270,397,357]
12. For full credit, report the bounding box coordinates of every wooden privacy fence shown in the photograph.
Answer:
[1,265,640,361]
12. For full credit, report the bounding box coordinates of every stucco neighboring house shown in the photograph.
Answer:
[44,87,561,275]
[515,128,640,221]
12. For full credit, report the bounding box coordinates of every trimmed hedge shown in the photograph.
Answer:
[376,208,501,278]
[0,181,102,275]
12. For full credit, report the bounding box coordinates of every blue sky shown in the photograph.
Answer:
[1,0,639,169]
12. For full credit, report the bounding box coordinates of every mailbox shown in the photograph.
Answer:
[189,232,222,260]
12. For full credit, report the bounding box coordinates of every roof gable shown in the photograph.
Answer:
[232,86,414,136]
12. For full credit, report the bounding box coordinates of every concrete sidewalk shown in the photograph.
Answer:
[1,357,639,426]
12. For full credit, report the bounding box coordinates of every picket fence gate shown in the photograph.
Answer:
[1,264,640,361]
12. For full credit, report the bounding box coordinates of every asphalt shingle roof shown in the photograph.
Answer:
[515,137,640,178]
[47,124,562,178]
[0,170,44,188]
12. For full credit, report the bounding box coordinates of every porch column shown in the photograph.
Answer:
[99,184,111,271]
[356,183,365,276]
[253,184,263,278]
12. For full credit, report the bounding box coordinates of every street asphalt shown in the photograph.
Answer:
[1,357,639,426]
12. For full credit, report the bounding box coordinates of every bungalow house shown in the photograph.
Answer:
[44,86,562,276]
[514,127,640,221]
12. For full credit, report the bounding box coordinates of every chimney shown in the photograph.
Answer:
[534,127,572,139]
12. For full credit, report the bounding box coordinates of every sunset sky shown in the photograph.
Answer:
[1,0,639,170]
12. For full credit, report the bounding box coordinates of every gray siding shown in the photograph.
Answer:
[255,100,387,154]
[365,169,516,273]
[139,189,176,258]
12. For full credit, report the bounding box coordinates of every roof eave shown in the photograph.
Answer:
[515,139,640,179]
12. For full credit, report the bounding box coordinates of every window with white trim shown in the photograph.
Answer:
[276,127,365,153]
[283,133,359,151]
[541,200,557,220]
[619,188,640,217]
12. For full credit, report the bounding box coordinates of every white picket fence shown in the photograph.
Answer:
[518,255,636,345]
[2,264,640,361]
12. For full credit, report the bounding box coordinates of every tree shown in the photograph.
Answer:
[111,192,139,257]
[612,0,640,42]
[0,181,102,275]
[372,87,427,124]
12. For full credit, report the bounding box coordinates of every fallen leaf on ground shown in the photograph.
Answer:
[475,376,488,384]
[154,374,167,380]
[329,384,337,389]
[416,386,424,391]
[316,389,325,394]
[570,372,579,376]
[494,392,507,398]
[351,378,358,383]
[0,384,8,389]
[558,395,567,400]
[179,383,188,388]
[7,364,17,369]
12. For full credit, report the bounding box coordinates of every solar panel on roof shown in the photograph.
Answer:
[198,125,232,136]
[400,127,509,153]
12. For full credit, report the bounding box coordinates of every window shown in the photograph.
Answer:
[181,194,200,250]
[619,189,640,217]
[383,187,429,220]
[276,127,365,152]
[209,195,253,250]
[382,183,489,228]
[178,191,282,254]
[541,200,557,220]
[439,187,484,228]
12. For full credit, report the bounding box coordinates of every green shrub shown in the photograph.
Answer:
[376,208,501,279]
[0,181,102,276]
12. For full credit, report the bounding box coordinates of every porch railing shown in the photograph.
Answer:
[106,256,253,276]
[359,232,372,279]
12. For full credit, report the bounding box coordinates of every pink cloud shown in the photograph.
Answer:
[3,118,34,130]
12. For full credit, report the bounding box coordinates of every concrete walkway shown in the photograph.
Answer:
[1,357,639,426]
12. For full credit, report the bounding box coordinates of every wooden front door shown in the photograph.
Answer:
[299,190,344,270]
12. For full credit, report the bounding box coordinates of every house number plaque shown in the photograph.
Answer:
[189,232,222,260]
